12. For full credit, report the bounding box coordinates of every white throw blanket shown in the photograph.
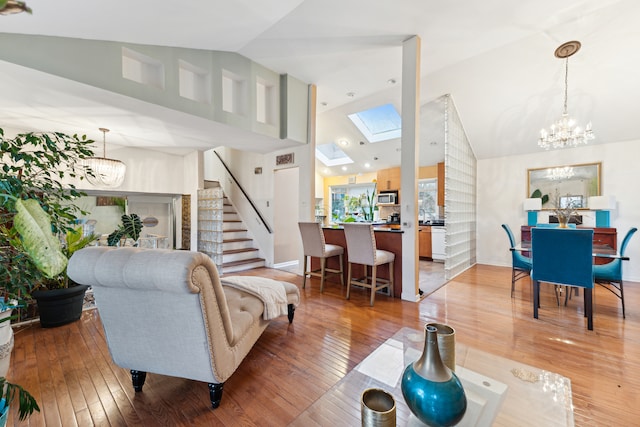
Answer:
[220,276,288,320]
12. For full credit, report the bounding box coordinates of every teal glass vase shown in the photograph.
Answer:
[401,324,467,427]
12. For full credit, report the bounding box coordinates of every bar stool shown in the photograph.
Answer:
[298,222,344,292]
[343,223,394,306]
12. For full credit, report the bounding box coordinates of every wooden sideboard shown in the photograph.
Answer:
[521,225,617,265]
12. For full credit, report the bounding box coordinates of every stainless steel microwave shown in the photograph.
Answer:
[376,192,397,205]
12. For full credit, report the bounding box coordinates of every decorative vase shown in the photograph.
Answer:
[401,324,467,427]
[558,216,569,228]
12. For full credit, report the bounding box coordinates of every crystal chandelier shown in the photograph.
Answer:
[82,128,126,187]
[546,166,574,180]
[538,41,594,150]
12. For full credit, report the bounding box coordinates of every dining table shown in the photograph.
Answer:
[510,242,628,261]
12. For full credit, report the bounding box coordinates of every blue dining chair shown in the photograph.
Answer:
[501,224,532,297]
[593,227,637,319]
[531,228,595,330]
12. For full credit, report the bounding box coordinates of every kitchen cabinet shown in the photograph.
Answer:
[377,167,401,191]
[419,225,432,258]
[437,162,445,206]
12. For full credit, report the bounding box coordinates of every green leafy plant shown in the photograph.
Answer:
[0,377,40,421]
[0,128,95,300]
[107,214,143,246]
[530,189,549,206]
[42,226,98,290]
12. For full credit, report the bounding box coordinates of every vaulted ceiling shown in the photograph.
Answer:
[1,0,638,176]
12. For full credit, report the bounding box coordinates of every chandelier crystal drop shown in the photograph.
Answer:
[538,41,594,150]
[82,128,126,187]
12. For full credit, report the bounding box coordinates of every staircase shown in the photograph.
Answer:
[221,196,266,274]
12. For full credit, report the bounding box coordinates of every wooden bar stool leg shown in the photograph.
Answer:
[302,255,308,289]
[320,257,326,293]
[370,265,377,306]
[346,262,353,300]
[389,261,394,298]
[338,254,344,286]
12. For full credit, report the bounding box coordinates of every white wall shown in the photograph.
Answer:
[477,139,640,281]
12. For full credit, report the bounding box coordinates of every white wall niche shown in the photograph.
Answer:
[178,60,211,104]
[256,77,277,125]
[121,47,165,89]
[222,69,247,116]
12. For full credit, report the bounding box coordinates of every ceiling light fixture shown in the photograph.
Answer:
[0,0,32,15]
[82,128,126,187]
[538,41,594,150]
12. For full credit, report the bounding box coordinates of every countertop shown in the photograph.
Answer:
[323,225,404,233]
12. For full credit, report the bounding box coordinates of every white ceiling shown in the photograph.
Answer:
[1,0,639,176]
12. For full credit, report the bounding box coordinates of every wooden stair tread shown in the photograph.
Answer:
[223,238,252,243]
[223,248,258,255]
[222,257,265,267]
[223,228,247,233]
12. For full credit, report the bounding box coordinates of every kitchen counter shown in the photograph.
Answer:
[315,226,403,297]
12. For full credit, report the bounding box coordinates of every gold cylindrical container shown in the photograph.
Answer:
[361,388,396,427]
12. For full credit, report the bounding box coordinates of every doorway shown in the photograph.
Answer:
[273,167,301,269]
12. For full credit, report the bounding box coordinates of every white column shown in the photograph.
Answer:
[400,36,421,302]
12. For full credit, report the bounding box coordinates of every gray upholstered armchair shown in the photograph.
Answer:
[67,246,299,408]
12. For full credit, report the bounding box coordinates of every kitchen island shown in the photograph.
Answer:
[312,225,403,297]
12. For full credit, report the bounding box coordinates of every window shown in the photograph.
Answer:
[347,103,401,143]
[329,183,376,223]
[418,179,437,221]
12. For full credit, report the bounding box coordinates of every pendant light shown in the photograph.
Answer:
[82,128,126,187]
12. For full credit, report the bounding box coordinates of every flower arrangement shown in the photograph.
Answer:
[551,190,578,227]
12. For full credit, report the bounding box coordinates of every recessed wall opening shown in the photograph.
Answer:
[256,78,276,125]
[178,60,211,104]
[222,69,247,115]
[121,47,165,89]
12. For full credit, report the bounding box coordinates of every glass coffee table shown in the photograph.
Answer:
[290,327,574,426]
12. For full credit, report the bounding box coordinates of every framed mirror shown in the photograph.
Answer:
[527,162,601,210]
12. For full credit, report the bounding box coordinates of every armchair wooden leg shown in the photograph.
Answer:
[287,303,295,323]
[131,370,147,392]
[209,382,225,409]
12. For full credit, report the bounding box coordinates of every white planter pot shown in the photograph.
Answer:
[0,309,14,378]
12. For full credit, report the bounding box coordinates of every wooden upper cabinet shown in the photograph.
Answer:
[377,167,401,192]
[437,162,445,206]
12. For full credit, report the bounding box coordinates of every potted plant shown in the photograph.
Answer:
[107,213,143,246]
[30,226,98,328]
[0,128,95,326]
[0,376,39,425]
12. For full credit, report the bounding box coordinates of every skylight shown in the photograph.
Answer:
[315,143,354,167]
[348,103,401,143]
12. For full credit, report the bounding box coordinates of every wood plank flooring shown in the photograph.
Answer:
[6,264,640,426]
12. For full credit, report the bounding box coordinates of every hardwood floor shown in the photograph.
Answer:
[7,264,640,426]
